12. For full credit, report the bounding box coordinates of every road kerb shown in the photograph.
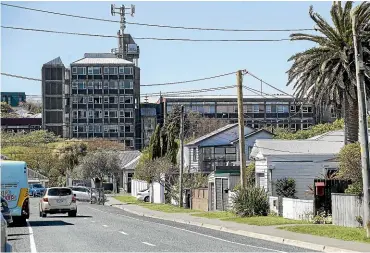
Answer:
[109,204,361,253]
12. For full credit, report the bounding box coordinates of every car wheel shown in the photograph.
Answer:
[91,196,97,204]
[144,196,149,202]
[68,210,77,217]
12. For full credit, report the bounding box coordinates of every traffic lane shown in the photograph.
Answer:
[6,222,30,253]
[83,203,316,252]
[26,198,159,252]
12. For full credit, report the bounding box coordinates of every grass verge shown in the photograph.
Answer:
[278,225,370,244]
[191,212,310,226]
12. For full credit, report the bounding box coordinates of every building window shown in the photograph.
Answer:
[124,67,133,75]
[124,96,133,104]
[119,96,125,104]
[104,67,109,75]
[266,105,271,113]
[72,81,78,89]
[109,110,118,118]
[109,125,118,133]
[125,138,134,147]
[109,81,118,89]
[88,67,93,75]
[125,125,133,133]
[290,105,296,113]
[193,148,197,162]
[88,96,93,103]
[109,96,118,104]
[124,109,133,118]
[94,96,102,104]
[88,81,94,89]
[109,67,118,75]
[88,125,94,132]
[94,81,102,89]
[78,110,86,118]
[290,124,297,131]
[92,67,101,75]
[94,110,102,118]
[104,97,109,104]
[104,111,109,118]
[78,96,86,104]
[103,81,109,89]
[72,97,78,104]
[78,81,86,89]
[73,125,78,132]
[119,81,125,89]
[72,111,77,119]
[303,123,309,130]
[75,67,86,75]
[95,125,102,132]
[104,125,109,132]
[72,67,77,74]
[124,80,133,89]
[88,110,94,118]
[119,67,125,74]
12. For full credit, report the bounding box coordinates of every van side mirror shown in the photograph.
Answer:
[73,194,76,197]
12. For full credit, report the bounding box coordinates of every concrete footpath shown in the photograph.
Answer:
[106,197,369,253]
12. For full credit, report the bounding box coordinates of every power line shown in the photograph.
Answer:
[1,3,315,33]
[1,26,291,42]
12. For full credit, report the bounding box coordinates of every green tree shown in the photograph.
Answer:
[0,102,18,118]
[287,2,370,144]
[149,124,162,160]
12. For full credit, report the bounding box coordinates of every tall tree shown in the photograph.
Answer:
[287,1,370,144]
[149,124,162,160]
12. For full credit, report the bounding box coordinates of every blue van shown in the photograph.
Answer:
[0,161,30,224]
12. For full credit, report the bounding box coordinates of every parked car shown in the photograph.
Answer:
[1,213,12,252]
[1,198,12,225]
[70,186,97,202]
[39,187,77,217]
[29,183,46,197]
[136,189,150,202]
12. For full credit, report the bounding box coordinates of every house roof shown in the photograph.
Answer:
[118,151,142,170]
[307,130,344,142]
[185,124,238,146]
[71,53,134,65]
[230,129,274,144]
[250,139,343,158]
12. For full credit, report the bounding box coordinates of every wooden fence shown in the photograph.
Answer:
[332,193,365,227]
[192,188,208,212]
[282,197,313,220]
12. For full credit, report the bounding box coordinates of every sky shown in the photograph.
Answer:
[1,1,335,102]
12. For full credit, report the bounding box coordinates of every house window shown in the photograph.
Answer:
[88,81,94,89]
[119,96,125,104]
[78,82,86,89]
[109,81,118,89]
[124,67,133,75]
[104,67,109,75]
[109,110,118,118]
[94,110,102,118]
[109,96,118,104]
[103,81,109,89]
[94,81,102,89]
[124,96,133,104]
[104,97,109,104]
[124,109,133,118]
[88,110,94,118]
[193,148,197,162]
[73,125,78,132]
[88,96,93,103]
[94,96,102,104]
[124,80,133,89]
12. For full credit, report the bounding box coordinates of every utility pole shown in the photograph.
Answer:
[237,70,246,188]
[111,4,135,60]
[352,14,370,237]
[179,105,185,207]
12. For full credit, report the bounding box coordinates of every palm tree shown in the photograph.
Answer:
[287,1,370,144]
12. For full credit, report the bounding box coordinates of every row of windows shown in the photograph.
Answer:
[72,66,133,75]
[71,80,134,89]
[72,109,133,119]
[72,96,133,104]
[72,124,134,133]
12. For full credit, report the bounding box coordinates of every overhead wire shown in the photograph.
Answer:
[1,26,291,42]
[1,3,315,32]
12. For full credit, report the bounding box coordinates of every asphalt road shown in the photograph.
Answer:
[7,198,318,252]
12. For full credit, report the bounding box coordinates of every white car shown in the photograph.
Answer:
[39,187,77,217]
[71,186,97,202]
[136,189,150,202]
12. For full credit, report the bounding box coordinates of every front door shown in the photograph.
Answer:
[127,173,133,193]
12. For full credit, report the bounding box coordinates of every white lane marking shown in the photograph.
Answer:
[119,231,128,235]
[91,220,95,223]
[102,225,108,227]
[83,218,87,220]
[27,220,37,253]
[87,206,285,253]
[142,242,155,247]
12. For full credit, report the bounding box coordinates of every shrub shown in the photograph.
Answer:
[231,185,269,217]
[246,162,255,186]
[275,178,296,198]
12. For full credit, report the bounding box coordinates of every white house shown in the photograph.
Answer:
[250,139,343,199]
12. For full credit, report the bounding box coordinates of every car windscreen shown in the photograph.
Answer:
[33,184,43,188]
[48,188,72,196]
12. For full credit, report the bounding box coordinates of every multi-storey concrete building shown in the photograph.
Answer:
[140,101,164,147]
[41,57,69,137]
[68,53,141,149]
[1,92,26,107]
[162,95,339,131]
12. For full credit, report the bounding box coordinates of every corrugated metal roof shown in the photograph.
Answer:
[118,150,142,170]
[72,57,134,65]
[185,124,238,146]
